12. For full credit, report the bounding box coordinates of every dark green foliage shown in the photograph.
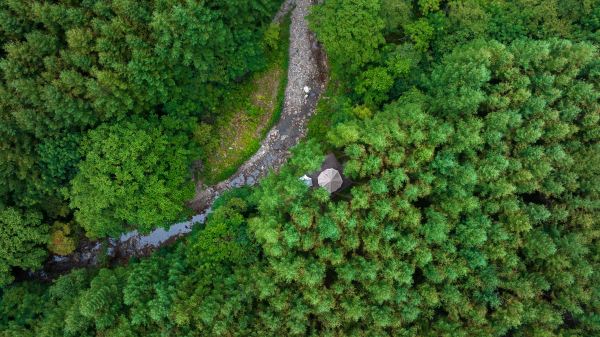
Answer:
[36,134,81,197]
[0,0,281,210]
[0,282,46,330]
[0,0,283,279]
[123,257,172,327]
[78,269,125,331]
[0,189,262,336]
[0,0,279,135]
[0,208,48,287]
[187,195,256,270]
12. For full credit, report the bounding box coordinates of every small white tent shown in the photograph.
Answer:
[318,168,343,193]
[299,175,313,187]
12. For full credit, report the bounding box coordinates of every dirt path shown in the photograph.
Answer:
[37,0,328,278]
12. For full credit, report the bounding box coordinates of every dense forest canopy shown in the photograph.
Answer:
[1,0,599,336]
[0,0,282,283]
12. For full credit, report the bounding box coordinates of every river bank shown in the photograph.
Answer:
[34,0,328,280]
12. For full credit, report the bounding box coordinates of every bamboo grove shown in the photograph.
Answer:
[1,0,599,336]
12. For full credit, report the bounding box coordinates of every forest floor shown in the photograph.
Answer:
[38,0,328,278]
[201,18,290,185]
[203,67,283,184]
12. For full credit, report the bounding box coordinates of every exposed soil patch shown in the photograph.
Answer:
[252,67,283,116]
[203,65,284,183]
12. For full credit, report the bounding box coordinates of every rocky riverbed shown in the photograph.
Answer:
[36,0,328,279]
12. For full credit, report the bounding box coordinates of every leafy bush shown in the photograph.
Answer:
[48,222,77,256]
[70,117,197,238]
[0,208,48,287]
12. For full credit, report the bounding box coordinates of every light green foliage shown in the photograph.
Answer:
[193,123,214,148]
[312,0,600,109]
[70,117,196,238]
[184,38,596,336]
[286,140,325,175]
[404,18,434,52]
[352,105,373,120]
[354,67,394,106]
[418,0,440,15]
[0,208,48,287]
[263,23,282,51]
[78,269,125,331]
[309,0,385,78]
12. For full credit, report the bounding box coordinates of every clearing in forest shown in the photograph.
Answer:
[200,19,289,185]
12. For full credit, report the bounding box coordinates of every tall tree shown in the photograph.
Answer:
[309,0,385,79]
[0,208,47,287]
[70,117,197,238]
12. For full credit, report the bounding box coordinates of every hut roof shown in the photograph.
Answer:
[308,153,351,192]
[318,168,343,193]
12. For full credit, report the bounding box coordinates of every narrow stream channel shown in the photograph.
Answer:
[34,0,329,280]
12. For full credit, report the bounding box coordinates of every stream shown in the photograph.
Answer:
[36,0,329,279]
